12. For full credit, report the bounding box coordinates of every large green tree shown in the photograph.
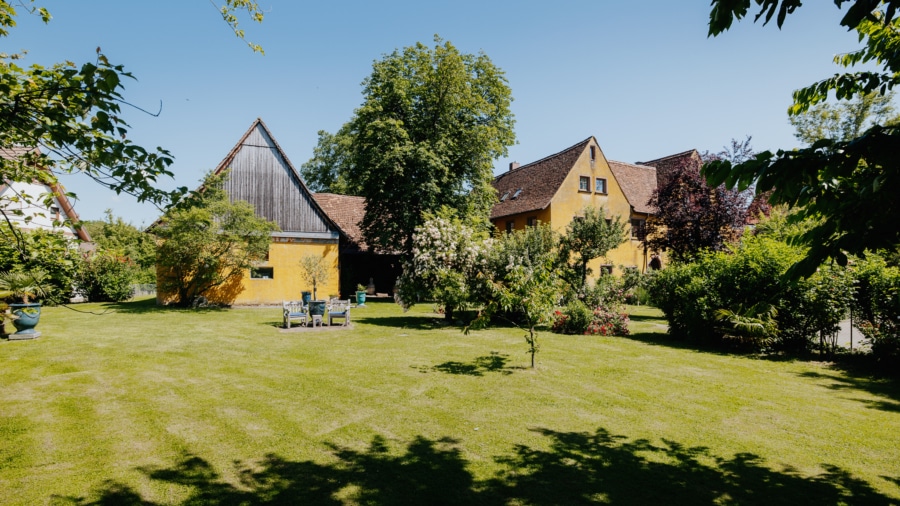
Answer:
[0,1,264,264]
[312,36,515,256]
[155,171,278,307]
[703,1,900,277]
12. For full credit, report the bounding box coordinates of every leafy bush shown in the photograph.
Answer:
[852,255,900,367]
[552,299,629,336]
[552,300,593,334]
[646,236,853,353]
[75,252,136,302]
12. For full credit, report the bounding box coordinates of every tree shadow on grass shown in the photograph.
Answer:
[355,314,448,331]
[797,370,900,413]
[426,352,521,376]
[105,298,229,315]
[55,428,898,505]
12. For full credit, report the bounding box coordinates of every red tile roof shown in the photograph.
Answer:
[491,138,591,220]
[636,149,702,189]
[608,161,658,214]
[312,193,367,247]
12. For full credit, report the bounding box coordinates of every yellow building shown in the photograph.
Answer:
[157,119,341,305]
[490,137,664,277]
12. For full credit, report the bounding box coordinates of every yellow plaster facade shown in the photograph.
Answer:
[492,138,654,282]
[236,239,340,305]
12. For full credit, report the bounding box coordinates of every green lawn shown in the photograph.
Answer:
[1,299,899,505]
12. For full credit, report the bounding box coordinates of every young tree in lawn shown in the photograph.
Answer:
[154,171,278,307]
[473,224,561,369]
[790,91,899,148]
[704,1,900,277]
[316,36,515,257]
[559,206,627,292]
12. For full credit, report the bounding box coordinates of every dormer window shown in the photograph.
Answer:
[512,188,523,199]
[500,191,510,202]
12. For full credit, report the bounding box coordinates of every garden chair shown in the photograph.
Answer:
[327,298,351,326]
[283,300,308,328]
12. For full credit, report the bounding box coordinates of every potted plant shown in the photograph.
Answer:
[0,268,50,339]
[299,254,330,318]
[356,283,367,307]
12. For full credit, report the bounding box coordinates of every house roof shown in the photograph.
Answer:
[636,149,702,189]
[608,161,658,215]
[312,193,367,247]
[491,137,592,220]
[0,146,91,242]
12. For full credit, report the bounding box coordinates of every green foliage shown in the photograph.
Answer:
[82,210,157,283]
[551,299,593,335]
[341,36,516,256]
[215,0,266,54]
[852,254,900,367]
[476,224,561,368]
[299,128,360,195]
[705,3,900,278]
[647,236,854,352]
[298,254,331,301]
[0,1,265,267]
[790,91,899,146]
[559,206,627,292]
[0,266,49,304]
[395,210,492,317]
[75,252,136,302]
[0,222,78,304]
[155,171,279,307]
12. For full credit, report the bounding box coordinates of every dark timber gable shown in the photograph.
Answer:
[213,118,339,239]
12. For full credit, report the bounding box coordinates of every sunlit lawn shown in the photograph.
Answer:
[1,298,899,504]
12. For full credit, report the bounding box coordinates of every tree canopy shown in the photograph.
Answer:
[307,36,516,256]
[0,1,264,263]
[703,0,900,277]
[154,171,278,307]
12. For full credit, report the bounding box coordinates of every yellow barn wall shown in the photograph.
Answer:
[235,241,340,305]
[156,240,340,306]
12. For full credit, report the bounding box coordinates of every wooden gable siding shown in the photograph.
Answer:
[223,124,334,235]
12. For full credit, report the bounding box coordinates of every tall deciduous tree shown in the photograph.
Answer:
[704,1,900,277]
[155,171,278,307]
[559,207,627,291]
[330,36,515,256]
[299,128,360,194]
[0,1,264,264]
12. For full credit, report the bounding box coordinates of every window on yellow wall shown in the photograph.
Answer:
[527,216,537,227]
[579,176,590,192]
[595,178,607,194]
[506,220,514,232]
[251,267,274,279]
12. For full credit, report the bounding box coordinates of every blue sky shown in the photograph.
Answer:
[7,1,874,226]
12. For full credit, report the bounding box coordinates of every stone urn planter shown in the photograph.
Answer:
[355,284,367,307]
[301,291,312,306]
[9,302,41,339]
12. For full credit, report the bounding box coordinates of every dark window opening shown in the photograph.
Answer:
[579,176,590,192]
[251,267,274,279]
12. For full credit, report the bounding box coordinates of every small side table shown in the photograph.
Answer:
[311,314,323,328]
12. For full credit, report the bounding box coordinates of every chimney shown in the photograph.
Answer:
[509,161,520,172]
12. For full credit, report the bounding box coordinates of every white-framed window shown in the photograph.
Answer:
[595,178,607,194]
[631,219,646,240]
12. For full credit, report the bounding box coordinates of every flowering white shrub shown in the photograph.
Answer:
[395,213,492,314]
